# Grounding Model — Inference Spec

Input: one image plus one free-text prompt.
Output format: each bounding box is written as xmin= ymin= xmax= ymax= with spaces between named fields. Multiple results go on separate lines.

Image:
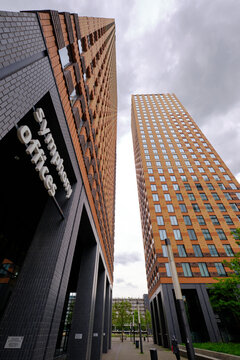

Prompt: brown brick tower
xmin=39 ymin=11 xmax=117 ymax=282
xmin=0 ymin=10 xmax=116 ymax=359
xmin=131 ymin=93 xmax=240 ymax=346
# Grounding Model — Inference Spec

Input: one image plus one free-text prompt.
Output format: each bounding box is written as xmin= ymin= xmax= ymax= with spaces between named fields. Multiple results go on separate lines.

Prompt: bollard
xmin=135 ymin=340 xmax=139 ymax=348
xmin=150 ymin=348 xmax=158 ymax=360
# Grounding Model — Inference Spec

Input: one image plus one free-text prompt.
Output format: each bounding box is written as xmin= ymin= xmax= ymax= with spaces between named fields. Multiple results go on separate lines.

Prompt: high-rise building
xmin=131 ymin=93 xmax=240 ymax=346
xmin=0 ymin=10 xmax=117 ymax=359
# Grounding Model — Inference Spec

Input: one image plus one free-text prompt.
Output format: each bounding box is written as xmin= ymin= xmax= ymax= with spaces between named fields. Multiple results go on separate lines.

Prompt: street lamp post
xmin=165 ymin=238 xmax=195 ymax=360
xmin=133 ymin=314 xmax=135 ymax=344
xmin=137 ymin=300 xmax=143 ymax=354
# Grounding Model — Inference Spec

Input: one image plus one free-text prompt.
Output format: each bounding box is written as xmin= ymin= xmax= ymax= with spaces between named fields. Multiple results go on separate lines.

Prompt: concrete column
xmin=155 ymin=294 xmax=163 ymax=346
xmin=90 ymin=264 xmax=106 ymax=360
xmin=150 ymin=300 xmax=158 ymax=344
xmin=67 ymin=244 xmax=99 ymax=360
xmin=102 ymin=280 xmax=110 ymax=353
xmin=108 ymin=289 xmax=112 ymax=349
xmin=197 ymin=284 xmax=221 ymax=342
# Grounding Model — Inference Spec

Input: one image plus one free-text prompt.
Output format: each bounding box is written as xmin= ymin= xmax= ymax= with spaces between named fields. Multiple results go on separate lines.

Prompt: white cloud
xmin=2 ymin=0 xmax=240 ymax=298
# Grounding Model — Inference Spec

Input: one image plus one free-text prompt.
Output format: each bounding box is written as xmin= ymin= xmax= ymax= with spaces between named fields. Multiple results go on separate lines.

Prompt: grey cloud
xmin=115 ymin=278 xmax=124 ymax=284
xmin=114 ymin=252 xmax=141 ymax=265
xmin=114 ymin=278 xmax=138 ymax=289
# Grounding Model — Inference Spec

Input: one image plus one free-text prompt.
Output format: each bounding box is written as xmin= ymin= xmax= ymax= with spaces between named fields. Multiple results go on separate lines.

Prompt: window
xmin=176 ymin=193 xmax=183 ymax=201
xmin=149 ymin=176 xmax=155 ymax=182
xmin=224 ymin=193 xmax=232 ymax=200
xmin=184 ymin=183 xmax=191 ymax=191
xmin=216 ymin=229 xmax=227 ymax=240
xmin=181 ymin=176 xmax=187 ymax=181
xmin=165 ymin=263 xmax=171 ymax=276
xmin=170 ymin=176 xmax=176 ymax=182
xmin=173 ymin=184 xmax=180 ymax=191
xmin=162 ymin=245 xmax=168 ymax=257
xmin=202 ymin=229 xmax=212 ymax=240
xmin=196 ymin=215 xmax=205 ymax=225
xmin=207 ymin=183 xmax=214 ymax=190
xmin=193 ymin=245 xmax=203 ymax=257
xmin=178 ymin=245 xmax=187 ymax=257
xmin=162 ymin=184 xmax=168 ymax=191
xmin=157 ymin=216 xmax=164 ymax=225
xmin=182 ymin=263 xmax=192 ymax=277
xmin=196 ymin=183 xmax=203 ymax=190
xmin=212 ymin=192 xmax=220 ymax=200
xmin=198 ymin=263 xmax=209 ymax=277
xmin=210 ymin=215 xmax=219 ymax=225
xmin=183 ymin=215 xmax=192 ymax=225
xmin=208 ymin=245 xmax=218 ymax=257
xmin=158 ymin=168 xmax=163 ymax=174
xmin=164 ymin=194 xmax=171 ymax=201
xmin=218 ymin=183 xmax=225 ymax=190
xmin=202 ymin=175 xmax=209 ymax=181
xmin=215 ymin=263 xmax=226 ymax=276
xmin=223 ymin=215 xmax=233 ymax=224
xmin=146 ymin=161 xmax=152 ymax=167
xmin=153 ymin=194 xmax=159 ymax=201
xmin=173 ymin=229 xmax=182 ymax=240
xmin=69 ymin=86 xmax=80 ymax=106
xmin=209 ymin=167 xmax=215 ymax=173
xmin=218 ymin=203 xmax=226 ymax=212
xmin=230 ymin=183 xmax=237 ymax=190
xmin=151 ymin=185 xmax=157 ymax=191
xmin=188 ymin=193 xmax=196 ymax=201
xmin=188 ymin=229 xmax=197 ymax=240
xmin=148 ymin=168 xmax=153 ymax=174
xmin=231 ymin=203 xmax=239 ymax=212
xmin=170 ymin=216 xmax=178 ymax=225
xmin=154 ymin=204 xmax=161 ymax=213
xmin=59 ymin=45 xmax=73 ymax=68
xmin=167 ymin=204 xmax=174 ymax=213
xmin=205 ymin=203 xmax=213 ymax=212
xmin=180 ymin=204 xmax=187 ymax=213
xmin=192 ymin=204 xmax=200 ymax=212
xmin=200 ymin=193 xmax=208 ymax=201
xmin=159 ymin=229 xmax=167 ymax=240
xmin=223 ymin=244 xmax=234 ymax=256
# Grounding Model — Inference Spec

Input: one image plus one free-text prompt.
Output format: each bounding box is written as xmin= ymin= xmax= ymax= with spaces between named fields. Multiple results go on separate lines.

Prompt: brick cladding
xmin=38 ymin=11 xmax=117 ymax=282
xmin=0 ymin=11 xmax=45 ymax=68
xmin=131 ymin=93 xmax=240 ymax=299
xmin=0 ymin=11 xmax=51 ymax=139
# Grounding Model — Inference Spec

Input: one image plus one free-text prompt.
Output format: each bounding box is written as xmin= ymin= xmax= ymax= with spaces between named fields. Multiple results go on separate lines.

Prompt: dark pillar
xmin=156 ymin=294 xmax=163 ymax=346
xmin=108 ymin=289 xmax=112 ymax=349
xmin=90 ymin=263 xmax=106 ymax=360
xmin=150 ymin=300 xmax=158 ymax=344
xmin=67 ymin=244 xmax=99 ymax=360
xmin=197 ymin=285 xmax=221 ymax=342
xmin=102 ymin=280 xmax=110 ymax=353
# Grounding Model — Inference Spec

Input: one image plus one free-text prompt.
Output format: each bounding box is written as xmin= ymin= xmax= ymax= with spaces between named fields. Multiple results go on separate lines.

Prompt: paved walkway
xmin=102 ymin=337 xmax=183 ymax=360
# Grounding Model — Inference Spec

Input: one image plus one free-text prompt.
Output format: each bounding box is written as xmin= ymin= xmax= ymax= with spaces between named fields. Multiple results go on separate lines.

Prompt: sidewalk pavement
xmin=102 ymin=337 xmax=183 ymax=360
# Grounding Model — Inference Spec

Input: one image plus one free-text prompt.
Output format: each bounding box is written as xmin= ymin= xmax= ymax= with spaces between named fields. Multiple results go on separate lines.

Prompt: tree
xmin=209 ymin=228 xmax=240 ymax=335
xmin=141 ymin=310 xmax=152 ymax=341
xmin=112 ymin=301 xmax=132 ymax=342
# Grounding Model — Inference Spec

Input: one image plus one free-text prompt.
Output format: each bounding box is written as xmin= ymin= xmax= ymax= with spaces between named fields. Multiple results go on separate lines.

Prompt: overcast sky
xmin=2 ymin=0 xmax=240 ymax=298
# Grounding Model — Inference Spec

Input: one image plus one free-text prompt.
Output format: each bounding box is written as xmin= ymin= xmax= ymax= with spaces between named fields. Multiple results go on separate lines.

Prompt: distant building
xmin=131 ymin=93 xmax=240 ymax=346
xmin=113 ymin=297 xmax=146 ymax=318
xmin=143 ymin=294 xmax=150 ymax=313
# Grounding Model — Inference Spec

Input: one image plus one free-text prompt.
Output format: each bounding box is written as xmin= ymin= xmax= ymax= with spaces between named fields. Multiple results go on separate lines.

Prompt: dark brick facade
xmin=0 ymin=10 xmax=113 ymax=360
